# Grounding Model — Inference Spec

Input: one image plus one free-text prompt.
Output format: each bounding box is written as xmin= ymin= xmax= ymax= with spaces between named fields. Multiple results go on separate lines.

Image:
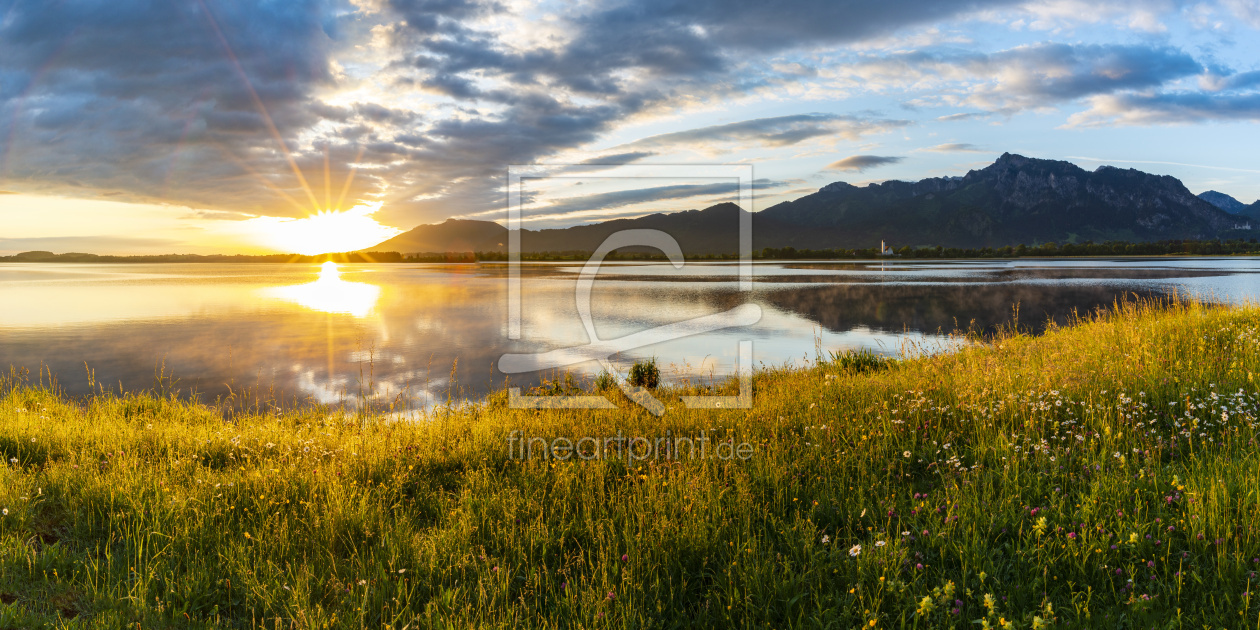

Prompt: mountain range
xmin=370 ymin=153 xmax=1258 ymax=254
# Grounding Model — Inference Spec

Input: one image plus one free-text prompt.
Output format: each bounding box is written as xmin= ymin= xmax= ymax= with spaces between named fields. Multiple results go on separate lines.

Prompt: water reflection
xmin=0 ymin=259 xmax=1257 ymax=412
xmin=262 ymin=262 xmax=381 ymax=317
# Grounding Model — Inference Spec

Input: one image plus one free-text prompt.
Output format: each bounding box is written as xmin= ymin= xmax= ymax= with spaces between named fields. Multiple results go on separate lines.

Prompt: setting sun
xmin=241 ymin=202 xmax=402 ymax=255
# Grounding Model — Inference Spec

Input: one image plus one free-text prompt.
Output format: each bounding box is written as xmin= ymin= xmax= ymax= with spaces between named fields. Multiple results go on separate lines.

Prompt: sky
xmin=1 ymin=0 xmax=1259 ymax=254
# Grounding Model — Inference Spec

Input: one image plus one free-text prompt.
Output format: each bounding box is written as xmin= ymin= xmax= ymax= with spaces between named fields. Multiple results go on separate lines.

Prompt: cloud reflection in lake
xmin=1 ymin=258 xmax=1258 ymax=414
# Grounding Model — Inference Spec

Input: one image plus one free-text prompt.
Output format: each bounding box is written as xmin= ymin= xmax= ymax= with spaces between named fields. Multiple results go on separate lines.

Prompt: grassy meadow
xmin=3 ymin=298 xmax=1260 ymax=628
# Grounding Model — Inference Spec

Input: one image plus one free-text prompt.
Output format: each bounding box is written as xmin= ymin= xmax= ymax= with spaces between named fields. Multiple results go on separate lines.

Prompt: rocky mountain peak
xmin=1198 ymin=190 xmax=1247 ymax=214
xmin=820 ymin=181 xmax=855 ymax=193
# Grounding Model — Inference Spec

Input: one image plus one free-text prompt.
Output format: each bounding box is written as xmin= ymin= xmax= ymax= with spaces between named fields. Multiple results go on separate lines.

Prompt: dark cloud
xmin=0 ymin=0 xmax=349 ymax=216
xmin=575 ymin=152 xmax=658 ymax=166
xmin=550 ymin=0 xmax=1030 ymax=82
xmin=824 ymin=155 xmax=905 ymax=171
xmin=362 ymin=0 xmax=1025 ymax=226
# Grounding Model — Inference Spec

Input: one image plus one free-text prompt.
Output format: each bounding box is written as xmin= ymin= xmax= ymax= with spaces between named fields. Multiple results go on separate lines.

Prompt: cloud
xmin=623 ymin=114 xmax=912 ymax=151
xmin=834 ymin=43 xmax=1202 ymax=113
xmin=0 ymin=0 xmax=349 ymax=217
xmin=1199 ymin=70 xmax=1260 ymax=92
xmin=357 ymin=0 xmax=1028 ymax=224
xmin=0 ymin=0 xmax=1240 ymax=237
xmin=575 ymin=152 xmax=658 ymax=166
xmin=1066 ymin=91 xmax=1260 ymax=126
xmin=916 ymin=143 xmax=985 ymax=152
xmin=824 ymin=155 xmax=905 ymax=171
xmin=526 ymin=182 xmax=741 ymax=219
xmin=186 ymin=210 xmax=258 ymax=221
xmin=502 ymin=178 xmax=790 ymax=222
xmin=1222 ymin=0 xmax=1260 ymax=28
xmin=0 ymin=236 xmax=182 ymax=256
xmin=936 ymin=112 xmax=992 ymax=122
xmin=0 ymin=190 xmax=17 ymax=195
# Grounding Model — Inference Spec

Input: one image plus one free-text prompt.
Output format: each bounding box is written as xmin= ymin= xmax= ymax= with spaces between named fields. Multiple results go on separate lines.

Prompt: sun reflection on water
xmin=262 ymin=262 xmax=381 ymax=317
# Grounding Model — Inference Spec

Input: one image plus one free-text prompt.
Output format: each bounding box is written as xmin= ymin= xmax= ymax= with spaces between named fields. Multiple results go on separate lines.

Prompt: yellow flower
xmin=916 ymin=596 xmax=936 ymax=616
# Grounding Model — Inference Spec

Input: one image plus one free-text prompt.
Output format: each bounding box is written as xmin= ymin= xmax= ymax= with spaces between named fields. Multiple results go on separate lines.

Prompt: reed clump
xmin=1 ymin=298 xmax=1259 ymax=628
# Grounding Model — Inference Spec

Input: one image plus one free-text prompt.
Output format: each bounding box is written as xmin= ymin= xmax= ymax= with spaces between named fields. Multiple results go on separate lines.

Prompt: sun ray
xmin=211 ymin=143 xmax=311 ymax=216
xmin=197 ymin=0 xmax=321 ymax=213
xmin=323 ymin=144 xmax=332 ymax=211
xmin=334 ymin=145 xmax=367 ymax=212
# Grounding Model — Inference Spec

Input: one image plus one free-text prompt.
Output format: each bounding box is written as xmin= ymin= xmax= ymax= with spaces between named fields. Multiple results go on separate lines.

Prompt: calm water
xmin=2 ymin=258 xmax=1259 ymax=412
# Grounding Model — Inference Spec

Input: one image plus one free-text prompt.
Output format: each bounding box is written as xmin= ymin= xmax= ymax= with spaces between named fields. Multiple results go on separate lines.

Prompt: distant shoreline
xmin=3 ymin=238 xmax=1260 ymax=263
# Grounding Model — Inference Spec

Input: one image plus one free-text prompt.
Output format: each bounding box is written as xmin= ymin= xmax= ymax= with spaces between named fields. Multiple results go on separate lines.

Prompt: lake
xmin=2 ymin=258 xmax=1259 ymax=413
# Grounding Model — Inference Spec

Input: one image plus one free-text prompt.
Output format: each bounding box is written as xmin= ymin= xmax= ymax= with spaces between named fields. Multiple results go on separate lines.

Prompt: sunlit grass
xmin=2 ymin=298 xmax=1259 ymax=628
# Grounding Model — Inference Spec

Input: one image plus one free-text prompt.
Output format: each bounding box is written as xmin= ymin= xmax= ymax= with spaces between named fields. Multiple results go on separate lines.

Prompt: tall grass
xmin=1 ymin=298 xmax=1259 ymax=628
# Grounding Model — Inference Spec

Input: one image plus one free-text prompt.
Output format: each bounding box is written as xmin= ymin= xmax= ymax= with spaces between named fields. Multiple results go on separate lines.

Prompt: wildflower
xmin=875 ymin=540 xmax=886 ymax=547
xmin=849 ymin=544 xmax=862 ymax=557
xmin=1034 ymin=517 xmax=1048 ymax=536
xmin=398 ymin=569 xmax=406 ymax=574
xmin=357 ymin=579 xmax=366 ymax=585
xmin=620 ymin=554 xmax=628 ymax=562
xmin=903 ymin=451 xmax=911 ymax=458
xmin=1 ymin=508 xmax=7 ymax=516
xmin=606 ymin=591 xmax=616 ymax=600
xmin=821 ymin=535 xmax=831 ymax=544
xmin=916 ymin=595 xmax=936 ymax=616
xmin=8 ymin=458 xmax=15 ymax=465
